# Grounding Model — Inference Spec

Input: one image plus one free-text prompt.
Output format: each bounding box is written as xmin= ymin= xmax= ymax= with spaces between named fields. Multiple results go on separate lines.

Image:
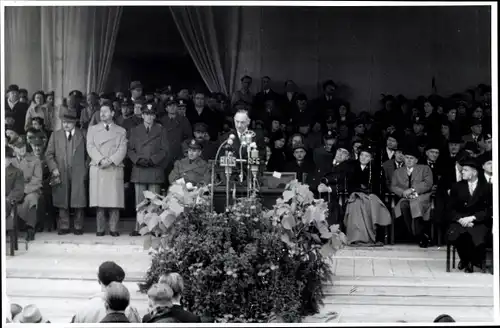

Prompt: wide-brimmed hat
xmin=403 ymin=146 xmax=420 ymax=158
xmin=13 ymin=304 xmax=48 ymax=323
xmin=460 ymin=158 xmax=480 ymax=171
xmin=59 ymin=107 xmax=78 ymax=122
xmin=129 ymin=81 xmax=143 ymax=90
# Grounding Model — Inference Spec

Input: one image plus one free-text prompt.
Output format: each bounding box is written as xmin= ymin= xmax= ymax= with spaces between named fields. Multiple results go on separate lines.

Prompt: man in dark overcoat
xmin=45 ymin=107 xmax=88 ymax=235
xmin=447 ymin=158 xmax=492 ymax=273
xmin=127 ymin=106 xmax=168 ymax=236
xmin=5 ymin=84 xmax=29 ymax=135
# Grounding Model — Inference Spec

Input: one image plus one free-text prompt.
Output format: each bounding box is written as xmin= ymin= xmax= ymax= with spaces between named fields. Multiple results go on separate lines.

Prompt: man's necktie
xmin=105 ymin=124 xmax=109 ymax=131
xmin=146 ymin=127 xmax=150 ymax=134
xmin=469 ymin=184 xmax=474 ymax=195
xmin=67 ymin=133 xmax=72 ymax=141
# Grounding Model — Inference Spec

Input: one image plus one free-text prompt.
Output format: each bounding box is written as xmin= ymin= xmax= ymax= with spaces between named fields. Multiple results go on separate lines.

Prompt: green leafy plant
xmin=136 ymin=182 xmax=210 ymax=250
xmin=139 ymin=180 xmax=346 ymax=323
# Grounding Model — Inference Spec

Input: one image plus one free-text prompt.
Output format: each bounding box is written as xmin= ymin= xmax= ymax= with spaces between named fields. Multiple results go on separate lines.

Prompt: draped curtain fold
xmin=4 ymin=7 xmax=43 ymax=95
xmin=40 ymin=6 xmax=122 ymax=97
xmin=170 ymin=6 xmax=241 ymax=95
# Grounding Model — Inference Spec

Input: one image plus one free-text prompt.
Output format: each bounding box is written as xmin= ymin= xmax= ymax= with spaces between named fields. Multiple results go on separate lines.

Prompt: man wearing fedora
xmin=5 ymin=84 xmax=30 ymax=135
xmin=87 ymin=101 xmax=128 ymax=237
xmin=447 ymin=158 xmax=492 ymax=273
xmin=391 ymin=146 xmax=434 ymax=247
xmin=45 ymin=106 xmax=88 ymax=235
xmin=13 ymin=304 xmax=50 ymax=323
xmin=128 ymin=105 xmax=168 ymax=236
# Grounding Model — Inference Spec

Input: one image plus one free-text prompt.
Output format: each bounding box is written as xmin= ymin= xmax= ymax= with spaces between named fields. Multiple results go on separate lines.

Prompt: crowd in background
xmin=4 ymin=76 xmax=494 ymax=323
xmin=5 ymin=77 xmax=493 ymax=268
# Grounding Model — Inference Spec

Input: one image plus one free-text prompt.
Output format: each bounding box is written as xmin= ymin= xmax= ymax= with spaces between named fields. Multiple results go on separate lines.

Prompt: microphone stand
xmin=210 ymin=135 xmax=235 ymax=212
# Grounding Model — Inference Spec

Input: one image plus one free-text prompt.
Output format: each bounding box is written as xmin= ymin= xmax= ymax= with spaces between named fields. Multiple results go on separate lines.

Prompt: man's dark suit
xmin=447 ymin=179 xmax=492 ymax=268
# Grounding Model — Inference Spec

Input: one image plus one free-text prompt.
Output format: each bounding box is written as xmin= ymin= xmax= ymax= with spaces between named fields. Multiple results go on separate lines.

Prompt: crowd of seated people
xmin=4 ymin=78 xmax=493 ymax=272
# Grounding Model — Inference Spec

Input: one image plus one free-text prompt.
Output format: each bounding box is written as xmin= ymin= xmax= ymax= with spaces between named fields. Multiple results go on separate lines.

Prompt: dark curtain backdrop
xmin=232 ymin=6 xmax=491 ymax=112
xmin=108 ymin=6 xmax=491 ymax=113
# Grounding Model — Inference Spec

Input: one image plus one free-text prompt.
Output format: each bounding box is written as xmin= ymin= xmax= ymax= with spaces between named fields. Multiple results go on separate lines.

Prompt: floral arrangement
xmin=139 ymin=180 xmax=346 ymax=323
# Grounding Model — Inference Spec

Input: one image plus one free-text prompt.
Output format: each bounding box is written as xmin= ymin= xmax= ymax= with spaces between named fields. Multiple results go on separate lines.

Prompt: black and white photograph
xmin=2 ymin=1 xmax=497 ymax=325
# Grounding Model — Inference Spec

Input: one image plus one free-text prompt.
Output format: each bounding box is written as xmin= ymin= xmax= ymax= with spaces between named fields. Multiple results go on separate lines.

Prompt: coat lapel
xmin=72 ymin=129 xmax=83 ymax=156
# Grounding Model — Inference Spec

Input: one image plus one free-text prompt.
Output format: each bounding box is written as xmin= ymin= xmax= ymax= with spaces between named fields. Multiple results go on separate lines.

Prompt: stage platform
xmin=5 ymin=232 xmax=494 ymax=323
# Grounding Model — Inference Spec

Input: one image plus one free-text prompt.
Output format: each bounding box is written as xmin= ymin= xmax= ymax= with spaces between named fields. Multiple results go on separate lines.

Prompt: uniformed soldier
xmin=182 ymin=122 xmax=217 ymax=160
xmin=161 ymin=97 xmax=193 ymax=183
xmin=128 ymin=105 xmax=168 ymax=236
xmin=168 ymin=139 xmax=210 ymax=186
xmin=115 ymin=99 xmax=134 ymax=129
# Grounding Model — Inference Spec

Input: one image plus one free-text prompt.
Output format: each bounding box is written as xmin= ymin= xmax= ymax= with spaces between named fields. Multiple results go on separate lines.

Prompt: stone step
xmin=308 ymin=304 xmax=493 ymax=323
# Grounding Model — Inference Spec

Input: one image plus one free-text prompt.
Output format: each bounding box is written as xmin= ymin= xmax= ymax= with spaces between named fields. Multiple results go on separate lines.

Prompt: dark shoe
xmin=458 ymin=261 xmax=466 ymax=270
xmin=464 ymin=263 xmax=474 ymax=273
xmin=26 ymin=228 xmax=35 ymax=241
xmin=58 ymin=229 xmax=70 ymax=235
xmin=96 ymin=232 xmax=105 ymax=237
xmin=74 ymin=229 xmax=84 ymax=235
xmin=110 ymin=232 xmax=120 ymax=237
xmin=129 ymin=231 xmax=140 ymax=237
xmin=419 ymin=237 xmax=429 ymax=248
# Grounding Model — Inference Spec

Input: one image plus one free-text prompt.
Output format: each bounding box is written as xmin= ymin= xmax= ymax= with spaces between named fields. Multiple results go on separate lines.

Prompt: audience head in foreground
xmin=13 ymin=304 xmax=50 ymax=323
xmin=433 ymin=314 xmax=456 ymax=323
xmin=98 ymin=261 xmax=125 ymax=288
xmin=100 ymin=282 xmax=131 ymax=323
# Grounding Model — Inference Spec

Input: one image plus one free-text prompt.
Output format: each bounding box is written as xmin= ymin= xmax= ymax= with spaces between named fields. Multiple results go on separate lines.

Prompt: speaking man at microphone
xmin=217 ymin=110 xmax=266 ymax=182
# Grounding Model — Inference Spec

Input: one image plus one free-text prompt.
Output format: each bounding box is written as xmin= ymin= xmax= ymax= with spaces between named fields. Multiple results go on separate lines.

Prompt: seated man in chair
xmin=391 ymin=146 xmax=434 ymax=248
xmin=5 ymin=146 xmax=25 ymax=231
xmin=11 ymin=139 xmax=43 ymax=241
xmin=447 ymin=158 xmax=492 ymax=273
